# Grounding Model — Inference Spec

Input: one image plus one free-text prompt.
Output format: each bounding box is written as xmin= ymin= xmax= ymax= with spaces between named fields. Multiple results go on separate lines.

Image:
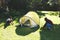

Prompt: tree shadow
xmin=0 ymin=17 xmax=6 ymax=24
xmin=40 ymin=24 xmax=60 ymax=40
xmin=0 ymin=17 xmax=7 ymax=28
xmin=15 ymin=25 xmax=39 ymax=36
xmin=36 ymin=11 xmax=47 ymax=18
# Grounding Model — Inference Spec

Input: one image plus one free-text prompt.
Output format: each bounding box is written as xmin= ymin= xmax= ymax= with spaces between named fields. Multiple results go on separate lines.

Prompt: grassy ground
xmin=0 ymin=12 xmax=60 ymax=40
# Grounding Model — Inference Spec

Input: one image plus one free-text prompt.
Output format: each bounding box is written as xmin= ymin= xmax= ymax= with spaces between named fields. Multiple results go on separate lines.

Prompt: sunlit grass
xmin=0 ymin=12 xmax=60 ymax=40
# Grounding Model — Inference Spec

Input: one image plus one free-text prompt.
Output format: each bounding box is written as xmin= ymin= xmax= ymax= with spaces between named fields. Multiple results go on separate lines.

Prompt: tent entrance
xmin=24 ymin=19 xmax=31 ymax=27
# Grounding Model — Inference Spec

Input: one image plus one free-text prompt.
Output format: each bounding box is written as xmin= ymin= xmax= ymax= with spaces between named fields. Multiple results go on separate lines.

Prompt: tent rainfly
xmin=19 ymin=11 xmax=40 ymax=28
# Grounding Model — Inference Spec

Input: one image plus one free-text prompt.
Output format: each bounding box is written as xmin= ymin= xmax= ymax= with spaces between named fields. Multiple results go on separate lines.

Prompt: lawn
xmin=0 ymin=11 xmax=60 ymax=40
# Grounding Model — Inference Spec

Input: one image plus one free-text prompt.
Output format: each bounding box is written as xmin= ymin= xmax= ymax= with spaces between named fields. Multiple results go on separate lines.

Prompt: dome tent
xmin=19 ymin=11 xmax=40 ymax=28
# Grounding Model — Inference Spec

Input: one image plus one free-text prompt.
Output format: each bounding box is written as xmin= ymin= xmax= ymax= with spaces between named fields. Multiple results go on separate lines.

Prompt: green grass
xmin=0 ymin=12 xmax=60 ymax=40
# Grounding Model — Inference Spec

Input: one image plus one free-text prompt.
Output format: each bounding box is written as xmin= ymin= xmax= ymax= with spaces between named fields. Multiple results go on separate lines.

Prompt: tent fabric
xmin=25 ymin=11 xmax=40 ymax=25
xmin=19 ymin=11 xmax=40 ymax=27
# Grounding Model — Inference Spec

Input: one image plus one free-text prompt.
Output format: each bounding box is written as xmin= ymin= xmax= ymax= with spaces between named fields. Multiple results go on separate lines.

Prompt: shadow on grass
xmin=15 ymin=25 xmax=39 ymax=36
xmin=37 ymin=11 xmax=46 ymax=18
xmin=40 ymin=24 xmax=60 ymax=40
xmin=0 ymin=17 xmax=6 ymax=28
